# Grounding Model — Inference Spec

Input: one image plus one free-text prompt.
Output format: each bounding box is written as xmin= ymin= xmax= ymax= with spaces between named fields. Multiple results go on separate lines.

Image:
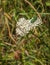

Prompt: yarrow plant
xmin=16 ymin=17 xmax=42 ymax=36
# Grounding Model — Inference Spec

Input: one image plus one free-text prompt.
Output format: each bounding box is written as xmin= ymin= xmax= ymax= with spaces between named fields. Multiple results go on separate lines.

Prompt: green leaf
xmin=46 ymin=2 xmax=50 ymax=6
xmin=31 ymin=15 xmax=37 ymax=23
xmin=25 ymin=61 xmax=35 ymax=65
xmin=0 ymin=43 xmax=5 ymax=46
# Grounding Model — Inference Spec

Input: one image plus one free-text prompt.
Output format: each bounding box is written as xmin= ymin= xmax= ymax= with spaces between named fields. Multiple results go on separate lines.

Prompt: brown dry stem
xmin=5 ymin=15 xmax=17 ymax=44
xmin=24 ymin=0 xmax=41 ymax=19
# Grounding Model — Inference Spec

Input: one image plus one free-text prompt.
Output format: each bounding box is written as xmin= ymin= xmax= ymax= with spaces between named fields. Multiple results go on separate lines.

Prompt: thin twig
xmin=0 ymin=8 xmax=2 ymax=12
xmin=5 ymin=16 xmax=17 ymax=44
xmin=24 ymin=0 xmax=41 ymax=19
xmin=4 ymin=42 xmax=16 ymax=47
xmin=4 ymin=12 xmax=13 ymax=23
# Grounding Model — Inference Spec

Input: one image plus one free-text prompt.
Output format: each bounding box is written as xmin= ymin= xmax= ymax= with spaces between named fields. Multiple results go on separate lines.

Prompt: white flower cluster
xmin=16 ymin=17 xmax=42 ymax=36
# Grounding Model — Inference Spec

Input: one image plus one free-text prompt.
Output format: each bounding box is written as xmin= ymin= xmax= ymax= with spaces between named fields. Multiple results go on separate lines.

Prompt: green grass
xmin=0 ymin=0 xmax=50 ymax=65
